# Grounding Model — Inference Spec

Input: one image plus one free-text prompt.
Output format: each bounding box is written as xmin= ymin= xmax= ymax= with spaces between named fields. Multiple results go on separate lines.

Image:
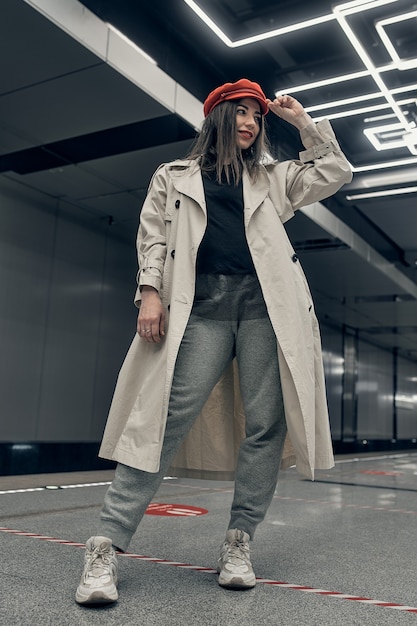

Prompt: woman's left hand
xmin=266 ymin=95 xmax=312 ymax=130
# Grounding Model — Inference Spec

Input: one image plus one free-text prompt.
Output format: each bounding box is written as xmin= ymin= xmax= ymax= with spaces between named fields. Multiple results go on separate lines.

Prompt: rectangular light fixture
xmin=183 ymin=0 xmax=400 ymax=48
xmin=335 ymin=0 xmax=400 ymax=13
xmin=364 ymin=113 xmax=398 ymax=122
xmin=305 ymin=84 xmax=417 ymax=114
xmin=183 ymin=0 xmax=335 ymax=48
xmin=184 ymin=0 xmax=415 ymax=170
xmin=333 ymin=5 xmax=410 ymax=130
xmin=363 ymin=122 xmax=408 ymax=151
xmin=362 ymin=109 xmax=417 ymax=153
xmin=182 ymin=0 xmax=233 ymax=46
xmin=305 ymin=92 xmax=384 ymax=113
xmin=375 ymin=10 xmax=417 ymax=70
xmin=353 ymin=157 xmax=417 ymax=172
xmin=275 ymin=62 xmax=401 ymax=99
xmin=404 ymin=129 xmax=417 ymax=155
xmin=346 ymin=186 xmax=417 ymax=199
xmin=275 ymin=67 xmax=390 ymax=96
xmin=311 ymin=98 xmax=415 ymax=121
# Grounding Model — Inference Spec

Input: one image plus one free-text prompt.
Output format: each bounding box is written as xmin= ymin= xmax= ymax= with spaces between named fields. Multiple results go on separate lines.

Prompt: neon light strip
xmin=336 ymin=0 xmax=401 ymax=16
xmin=346 ymin=187 xmax=417 ymax=200
xmin=375 ymin=10 xmax=417 ymax=69
xmin=275 ymin=63 xmax=398 ymax=96
xmin=306 ymin=92 xmax=384 ymax=113
xmin=333 ymin=5 xmax=410 ymax=130
xmin=352 ymin=157 xmax=417 ymax=172
xmin=363 ymin=122 xmax=406 ymax=151
xmin=305 ymin=85 xmax=417 ymax=113
xmin=311 ymin=98 xmax=415 ymax=121
xmin=183 ymin=0 xmax=402 ymax=48
xmin=183 ymin=0 xmax=414 ymax=161
xmin=182 ymin=0 xmax=335 ymax=48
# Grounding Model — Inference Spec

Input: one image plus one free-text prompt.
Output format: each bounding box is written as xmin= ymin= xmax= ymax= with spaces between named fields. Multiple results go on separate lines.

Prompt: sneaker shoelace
xmin=86 ymin=544 xmax=114 ymax=577
xmin=224 ymin=538 xmax=250 ymax=565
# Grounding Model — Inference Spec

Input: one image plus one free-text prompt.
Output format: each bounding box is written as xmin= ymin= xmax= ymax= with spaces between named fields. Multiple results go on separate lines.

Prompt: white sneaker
xmin=217 ymin=529 xmax=256 ymax=588
xmin=75 ymin=536 xmax=119 ymax=605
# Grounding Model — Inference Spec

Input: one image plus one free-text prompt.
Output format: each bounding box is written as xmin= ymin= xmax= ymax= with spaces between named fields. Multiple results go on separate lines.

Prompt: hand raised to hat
xmin=266 ymin=95 xmax=313 ymax=131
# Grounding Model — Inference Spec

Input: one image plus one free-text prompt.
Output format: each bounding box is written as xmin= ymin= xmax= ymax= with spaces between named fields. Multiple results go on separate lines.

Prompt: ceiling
xmin=2 ymin=0 xmax=417 ymax=359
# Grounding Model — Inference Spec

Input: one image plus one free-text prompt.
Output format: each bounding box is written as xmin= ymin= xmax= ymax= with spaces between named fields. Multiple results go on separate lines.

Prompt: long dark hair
xmin=187 ymin=100 xmax=270 ymax=185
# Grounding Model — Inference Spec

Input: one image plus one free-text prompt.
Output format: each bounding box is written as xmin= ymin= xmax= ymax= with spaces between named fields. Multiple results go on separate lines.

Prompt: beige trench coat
xmin=99 ymin=119 xmax=352 ymax=480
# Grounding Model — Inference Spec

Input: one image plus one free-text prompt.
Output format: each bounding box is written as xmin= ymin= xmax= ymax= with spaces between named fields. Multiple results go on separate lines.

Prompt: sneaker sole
xmin=75 ymin=586 xmax=118 ymax=605
xmin=218 ymin=574 xmax=256 ymax=589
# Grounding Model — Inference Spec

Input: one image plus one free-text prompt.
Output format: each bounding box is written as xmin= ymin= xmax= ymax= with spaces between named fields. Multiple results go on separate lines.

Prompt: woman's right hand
xmin=137 ymin=286 xmax=166 ymax=343
xmin=267 ymin=95 xmax=312 ymax=130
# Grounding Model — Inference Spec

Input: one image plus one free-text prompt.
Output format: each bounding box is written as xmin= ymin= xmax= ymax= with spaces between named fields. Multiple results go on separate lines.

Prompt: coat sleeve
xmin=273 ymin=119 xmax=353 ymax=213
xmin=134 ymin=164 xmax=168 ymax=305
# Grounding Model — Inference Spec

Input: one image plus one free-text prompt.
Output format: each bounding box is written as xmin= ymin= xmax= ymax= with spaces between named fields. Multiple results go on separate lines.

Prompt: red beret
xmin=203 ymin=78 xmax=269 ymax=117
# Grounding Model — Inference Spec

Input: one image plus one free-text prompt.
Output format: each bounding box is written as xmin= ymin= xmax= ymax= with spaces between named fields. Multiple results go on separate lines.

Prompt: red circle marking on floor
xmin=145 ymin=503 xmax=208 ymax=516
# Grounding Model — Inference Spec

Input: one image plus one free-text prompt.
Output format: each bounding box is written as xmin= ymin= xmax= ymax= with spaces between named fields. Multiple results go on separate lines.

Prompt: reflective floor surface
xmin=1 ymin=452 xmax=417 ymax=625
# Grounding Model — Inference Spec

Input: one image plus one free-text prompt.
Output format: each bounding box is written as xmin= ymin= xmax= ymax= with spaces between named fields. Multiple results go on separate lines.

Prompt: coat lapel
xmin=242 ymin=166 xmax=270 ymax=224
xmin=169 ymin=160 xmax=206 ymax=213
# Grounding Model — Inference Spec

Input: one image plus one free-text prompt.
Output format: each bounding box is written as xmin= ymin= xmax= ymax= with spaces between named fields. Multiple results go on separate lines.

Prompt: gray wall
xmin=0 ymin=176 xmax=136 ymax=442
xmin=320 ymin=323 xmax=417 ymax=444
xmin=321 ymin=324 xmax=344 ymax=440
xmin=356 ymin=340 xmax=394 ymax=440
xmin=396 ymin=356 xmax=417 ymax=440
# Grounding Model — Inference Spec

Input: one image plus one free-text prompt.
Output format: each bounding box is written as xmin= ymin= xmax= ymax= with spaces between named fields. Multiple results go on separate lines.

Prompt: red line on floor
xmin=1 ymin=526 xmax=417 ymax=613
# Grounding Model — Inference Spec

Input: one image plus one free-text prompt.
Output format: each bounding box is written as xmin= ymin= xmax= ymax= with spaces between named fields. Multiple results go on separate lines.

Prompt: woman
xmin=75 ymin=78 xmax=352 ymax=605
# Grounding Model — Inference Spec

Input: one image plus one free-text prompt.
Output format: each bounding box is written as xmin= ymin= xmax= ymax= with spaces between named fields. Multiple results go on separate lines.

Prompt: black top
xmin=196 ymin=171 xmax=255 ymax=275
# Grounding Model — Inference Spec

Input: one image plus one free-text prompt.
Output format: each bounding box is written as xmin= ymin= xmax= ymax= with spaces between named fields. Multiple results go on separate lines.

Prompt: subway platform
xmin=1 ymin=452 xmax=417 ymax=625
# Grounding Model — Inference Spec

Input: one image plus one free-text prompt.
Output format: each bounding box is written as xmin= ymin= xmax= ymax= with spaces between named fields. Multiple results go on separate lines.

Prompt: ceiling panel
xmin=356 ymin=198 xmax=417 ymax=252
xmin=0 ymin=123 xmax=31 ymax=155
xmin=82 ymin=139 xmax=195 ymax=192
xmin=0 ymin=0 xmax=99 ymax=95
xmin=4 ymin=165 xmax=121 ymax=200
xmin=355 ymin=301 xmax=417 ymax=328
xmin=0 ymin=64 xmax=170 ymax=150
xmin=300 ymin=248 xmax=409 ymax=299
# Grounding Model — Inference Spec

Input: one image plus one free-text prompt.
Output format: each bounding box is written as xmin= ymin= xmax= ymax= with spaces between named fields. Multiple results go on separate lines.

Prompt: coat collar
xmin=167 ymin=159 xmax=270 ymax=220
xmin=167 ymin=160 xmax=206 ymax=210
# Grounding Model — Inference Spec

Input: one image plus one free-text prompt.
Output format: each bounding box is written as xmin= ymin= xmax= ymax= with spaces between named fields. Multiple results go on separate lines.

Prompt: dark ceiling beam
xmin=0 ymin=114 xmax=196 ymax=175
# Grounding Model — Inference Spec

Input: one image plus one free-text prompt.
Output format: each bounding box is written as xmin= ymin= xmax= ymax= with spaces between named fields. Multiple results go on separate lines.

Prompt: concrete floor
xmin=1 ymin=453 xmax=417 ymax=625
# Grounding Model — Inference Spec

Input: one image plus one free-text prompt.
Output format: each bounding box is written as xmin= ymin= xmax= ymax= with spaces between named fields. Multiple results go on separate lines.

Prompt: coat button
xmin=292 ymin=253 xmax=298 ymax=263
xmin=171 ymin=249 xmax=175 ymax=259
xmin=175 ymin=200 xmax=180 ymax=209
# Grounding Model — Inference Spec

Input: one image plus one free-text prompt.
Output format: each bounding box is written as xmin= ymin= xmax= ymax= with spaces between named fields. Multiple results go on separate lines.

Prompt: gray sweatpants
xmin=99 ymin=274 xmax=287 ymax=551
